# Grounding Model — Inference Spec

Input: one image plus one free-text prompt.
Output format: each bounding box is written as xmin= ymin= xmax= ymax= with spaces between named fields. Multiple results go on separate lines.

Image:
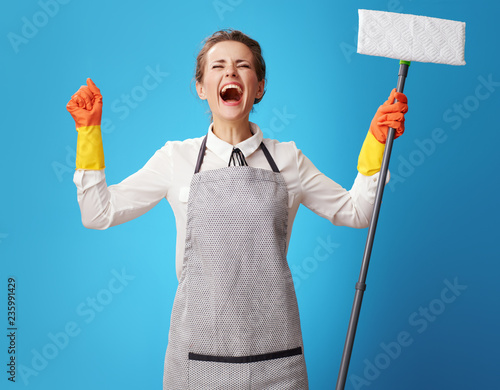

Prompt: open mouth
xmin=220 ymin=83 xmax=243 ymax=105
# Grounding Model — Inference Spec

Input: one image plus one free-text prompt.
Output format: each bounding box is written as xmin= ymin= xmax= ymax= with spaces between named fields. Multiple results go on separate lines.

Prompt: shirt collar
xmin=206 ymin=122 xmax=263 ymax=164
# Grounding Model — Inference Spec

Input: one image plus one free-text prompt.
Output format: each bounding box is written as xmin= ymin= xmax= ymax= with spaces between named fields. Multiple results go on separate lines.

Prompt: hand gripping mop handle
xmin=335 ymin=60 xmax=410 ymax=390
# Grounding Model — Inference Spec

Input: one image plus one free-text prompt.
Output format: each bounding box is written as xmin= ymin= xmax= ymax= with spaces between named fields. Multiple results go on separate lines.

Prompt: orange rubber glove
xmin=358 ymin=89 xmax=408 ymax=176
xmin=369 ymin=88 xmax=408 ymax=144
xmin=66 ymin=78 xmax=105 ymax=170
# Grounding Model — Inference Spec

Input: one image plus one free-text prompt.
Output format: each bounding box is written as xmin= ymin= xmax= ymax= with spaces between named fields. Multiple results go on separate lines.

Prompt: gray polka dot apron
xmin=163 ymin=135 xmax=308 ymax=389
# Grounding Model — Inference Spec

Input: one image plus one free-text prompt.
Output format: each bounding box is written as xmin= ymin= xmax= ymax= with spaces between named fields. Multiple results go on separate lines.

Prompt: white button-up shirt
xmin=73 ymin=122 xmax=381 ymax=279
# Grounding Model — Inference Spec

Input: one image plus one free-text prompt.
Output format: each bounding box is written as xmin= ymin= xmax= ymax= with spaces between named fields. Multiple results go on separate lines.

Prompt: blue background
xmin=1 ymin=0 xmax=499 ymax=389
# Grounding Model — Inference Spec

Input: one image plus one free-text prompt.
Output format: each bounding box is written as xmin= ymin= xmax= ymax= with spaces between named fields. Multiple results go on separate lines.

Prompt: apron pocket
xmin=188 ymin=359 xmax=250 ymax=389
xmin=188 ymin=347 xmax=305 ymax=389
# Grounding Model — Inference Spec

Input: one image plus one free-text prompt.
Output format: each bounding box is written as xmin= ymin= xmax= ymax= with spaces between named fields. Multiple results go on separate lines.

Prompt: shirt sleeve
xmin=73 ymin=143 xmax=173 ymax=229
xmin=295 ymin=144 xmax=382 ymax=228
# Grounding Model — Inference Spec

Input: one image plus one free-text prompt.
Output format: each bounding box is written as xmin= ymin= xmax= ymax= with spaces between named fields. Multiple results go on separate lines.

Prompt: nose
xmin=225 ymin=64 xmax=237 ymax=78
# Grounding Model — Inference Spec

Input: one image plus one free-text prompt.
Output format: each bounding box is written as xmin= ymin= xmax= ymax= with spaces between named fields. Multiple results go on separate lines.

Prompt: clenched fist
xmin=67 ymin=78 xmax=103 ymax=129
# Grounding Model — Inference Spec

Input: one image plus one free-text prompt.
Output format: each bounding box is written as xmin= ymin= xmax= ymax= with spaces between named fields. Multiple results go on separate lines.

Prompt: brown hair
xmin=195 ymin=29 xmax=266 ymax=104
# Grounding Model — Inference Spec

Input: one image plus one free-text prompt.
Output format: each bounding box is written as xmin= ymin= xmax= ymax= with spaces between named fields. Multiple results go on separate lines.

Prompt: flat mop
xmin=336 ymin=10 xmax=465 ymax=390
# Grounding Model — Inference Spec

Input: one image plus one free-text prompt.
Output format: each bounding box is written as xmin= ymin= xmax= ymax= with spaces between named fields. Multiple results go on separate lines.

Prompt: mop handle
xmin=335 ymin=61 xmax=410 ymax=390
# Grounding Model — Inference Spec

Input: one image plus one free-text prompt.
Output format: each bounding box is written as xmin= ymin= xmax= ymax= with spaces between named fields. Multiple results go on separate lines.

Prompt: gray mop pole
xmin=335 ymin=60 xmax=410 ymax=390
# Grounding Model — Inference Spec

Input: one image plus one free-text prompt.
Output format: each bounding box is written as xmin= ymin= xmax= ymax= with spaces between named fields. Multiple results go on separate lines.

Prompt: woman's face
xmin=196 ymin=40 xmax=265 ymax=123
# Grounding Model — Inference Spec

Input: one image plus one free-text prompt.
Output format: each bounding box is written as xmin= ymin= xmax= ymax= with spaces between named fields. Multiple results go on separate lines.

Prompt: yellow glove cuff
xmin=75 ymin=125 xmax=105 ymax=170
xmin=357 ymin=131 xmax=385 ymax=176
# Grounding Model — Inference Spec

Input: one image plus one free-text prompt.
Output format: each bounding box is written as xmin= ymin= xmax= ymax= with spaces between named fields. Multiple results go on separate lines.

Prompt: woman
xmin=67 ymin=29 xmax=407 ymax=389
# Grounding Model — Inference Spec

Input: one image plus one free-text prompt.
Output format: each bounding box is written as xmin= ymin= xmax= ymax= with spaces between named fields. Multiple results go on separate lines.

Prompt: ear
xmin=196 ymin=81 xmax=207 ymax=100
xmin=256 ymin=79 xmax=265 ymax=99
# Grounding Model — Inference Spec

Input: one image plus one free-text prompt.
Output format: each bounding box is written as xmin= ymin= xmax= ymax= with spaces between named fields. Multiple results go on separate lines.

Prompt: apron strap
xmin=194 ymin=135 xmax=208 ymax=174
xmin=259 ymin=142 xmax=280 ymax=173
xmin=194 ymin=134 xmax=280 ymax=174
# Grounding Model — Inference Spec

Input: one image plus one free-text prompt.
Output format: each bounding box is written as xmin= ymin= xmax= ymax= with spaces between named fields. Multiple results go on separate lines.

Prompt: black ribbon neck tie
xmin=229 ymin=148 xmax=248 ymax=167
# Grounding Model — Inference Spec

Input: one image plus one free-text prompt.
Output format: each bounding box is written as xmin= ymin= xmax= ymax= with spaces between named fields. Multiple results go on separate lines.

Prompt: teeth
xmin=221 ymin=84 xmax=243 ymax=94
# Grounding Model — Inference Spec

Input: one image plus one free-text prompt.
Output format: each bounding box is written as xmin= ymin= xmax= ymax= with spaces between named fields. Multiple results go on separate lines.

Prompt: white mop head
xmin=358 ymin=9 xmax=466 ymax=65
